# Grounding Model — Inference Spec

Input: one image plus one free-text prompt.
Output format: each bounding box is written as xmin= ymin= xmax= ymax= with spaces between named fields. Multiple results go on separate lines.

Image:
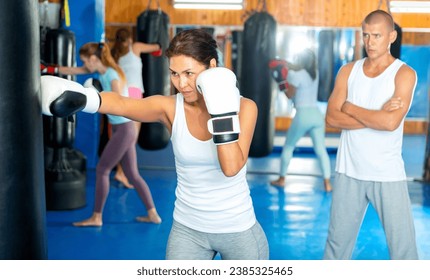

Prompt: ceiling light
xmin=173 ymin=0 xmax=244 ymax=10
xmin=390 ymin=1 xmax=430 ymax=13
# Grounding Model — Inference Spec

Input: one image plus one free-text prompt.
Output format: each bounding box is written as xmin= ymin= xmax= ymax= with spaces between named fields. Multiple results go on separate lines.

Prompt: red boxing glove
xmin=150 ymin=43 xmax=162 ymax=57
xmin=40 ymin=61 xmax=59 ymax=75
xmin=268 ymin=59 xmax=289 ymax=92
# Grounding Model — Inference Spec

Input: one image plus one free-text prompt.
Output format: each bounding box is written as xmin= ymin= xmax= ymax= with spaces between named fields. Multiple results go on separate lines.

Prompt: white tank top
xmin=336 ymin=58 xmax=415 ymax=181
xmin=170 ymin=94 xmax=256 ymax=233
xmin=118 ymin=47 xmax=144 ymax=92
xmin=288 ymin=69 xmax=319 ymax=108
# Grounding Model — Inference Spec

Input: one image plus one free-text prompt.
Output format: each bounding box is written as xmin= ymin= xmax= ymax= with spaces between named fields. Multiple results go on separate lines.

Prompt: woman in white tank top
xmin=270 ymin=49 xmax=332 ymax=192
xmin=99 ymin=29 xmax=268 ymax=259
xmin=43 ymin=28 xmax=269 ymax=260
xmin=110 ymin=28 xmax=162 ymax=188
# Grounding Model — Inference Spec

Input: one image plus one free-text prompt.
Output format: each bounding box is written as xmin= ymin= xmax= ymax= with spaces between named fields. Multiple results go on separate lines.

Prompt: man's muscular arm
xmin=325 ymin=63 xmax=365 ymax=130
xmin=341 ymin=65 xmax=416 ymax=131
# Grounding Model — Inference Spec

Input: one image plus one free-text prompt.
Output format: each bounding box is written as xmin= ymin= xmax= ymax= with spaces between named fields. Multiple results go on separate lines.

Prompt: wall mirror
xmin=162 ymin=24 xmax=429 ymax=122
xmin=186 ymin=25 xmax=429 ymax=121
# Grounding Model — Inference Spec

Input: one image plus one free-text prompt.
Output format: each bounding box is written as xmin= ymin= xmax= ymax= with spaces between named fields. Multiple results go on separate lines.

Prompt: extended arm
xmin=58 ymin=66 xmax=89 ymax=75
xmin=133 ymin=42 xmax=162 ymax=57
xmin=98 ymin=92 xmax=170 ymax=126
xmin=40 ymin=75 xmax=172 ymax=131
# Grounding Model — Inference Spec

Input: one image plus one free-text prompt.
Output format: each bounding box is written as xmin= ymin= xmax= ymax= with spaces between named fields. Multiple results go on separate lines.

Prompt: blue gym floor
xmin=46 ymin=133 xmax=430 ymax=260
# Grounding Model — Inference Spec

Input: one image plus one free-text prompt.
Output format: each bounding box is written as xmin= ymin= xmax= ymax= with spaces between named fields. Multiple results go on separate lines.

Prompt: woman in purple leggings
xmin=57 ymin=42 xmax=161 ymax=226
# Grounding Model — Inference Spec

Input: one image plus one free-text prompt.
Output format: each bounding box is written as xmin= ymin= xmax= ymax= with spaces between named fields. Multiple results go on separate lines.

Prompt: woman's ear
xmin=209 ymin=58 xmax=217 ymax=68
xmin=90 ymin=54 xmax=98 ymax=62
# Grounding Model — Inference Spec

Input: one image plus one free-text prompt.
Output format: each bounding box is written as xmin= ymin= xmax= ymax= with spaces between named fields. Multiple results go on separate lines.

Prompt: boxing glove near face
xmin=150 ymin=43 xmax=163 ymax=57
xmin=269 ymin=59 xmax=289 ymax=92
xmin=196 ymin=67 xmax=241 ymax=145
xmin=40 ymin=76 xmax=101 ymax=118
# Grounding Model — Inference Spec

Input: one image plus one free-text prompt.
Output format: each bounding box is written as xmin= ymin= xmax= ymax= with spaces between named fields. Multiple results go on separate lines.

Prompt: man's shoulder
xmin=336 ymin=60 xmax=359 ymax=79
xmin=395 ymin=60 xmax=416 ymax=80
xmin=341 ymin=59 xmax=361 ymax=72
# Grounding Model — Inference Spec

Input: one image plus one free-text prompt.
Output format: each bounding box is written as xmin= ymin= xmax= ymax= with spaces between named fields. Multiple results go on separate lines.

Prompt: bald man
xmin=323 ymin=10 xmax=418 ymax=260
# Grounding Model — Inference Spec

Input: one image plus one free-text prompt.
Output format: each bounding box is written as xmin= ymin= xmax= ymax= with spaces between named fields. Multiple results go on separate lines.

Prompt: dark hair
xmin=296 ymin=48 xmax=317 ymax=80
xmin=79 ymin=42 xmax=126 ymax=84
xmin=111 ymin=28 xmax=131 ymax=63
xmin=165 ymin=29 xmax=218 ymax=68
xmin=362 ymin=9 xmax=394 ymax=31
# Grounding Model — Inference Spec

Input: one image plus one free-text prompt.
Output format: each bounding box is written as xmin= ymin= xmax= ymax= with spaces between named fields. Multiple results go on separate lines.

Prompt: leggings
xmin=166 ymin=220 xmax=269 ymax=260
xmin=94 ymin=121 xmax=155 ymax=213
xmin=279 ymin=106 xmax=331 ymax=179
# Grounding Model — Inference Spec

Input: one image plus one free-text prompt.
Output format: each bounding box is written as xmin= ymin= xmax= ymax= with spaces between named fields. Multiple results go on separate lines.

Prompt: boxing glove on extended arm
xmin=196 ymin=67 xmax=241 ymax=145
xmin=40 ymin=76 xmax=101 ymax=118
xmin=150 ymin=43 xmax=163 ymax=57
xmin=268 ymin=59 xmax=289 ymax=92
xmin=40 ymin=61 xmax=59 ymax=75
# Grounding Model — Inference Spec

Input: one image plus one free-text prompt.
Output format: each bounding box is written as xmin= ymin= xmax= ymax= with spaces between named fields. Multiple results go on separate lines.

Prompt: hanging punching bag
xmin=43 ymin=28 xmax=87 ymax=173
xmin=391 ymin=23 xmax=402 ymax=59
xmin=240 ymin=10 xmax=277 ymax=157
xmin=136 ymin=2 xmax=170 ymax=150
xmin=0 ymin=0 xmax=47 ymax=259
xmin=231 ymin=30 xmax=243 ymax=82
xmin=317 ymin=30 xmax=335 ymax=102
xmin=43 ymin=28 xmax=86 ymax=210
xmin=423 ymin=126 xmax=430 ymax=181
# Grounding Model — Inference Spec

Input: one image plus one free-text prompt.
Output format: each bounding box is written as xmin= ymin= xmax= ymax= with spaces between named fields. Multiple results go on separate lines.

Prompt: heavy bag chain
xmin=241 ymin=0 xmax=268 ymax=21
xmin=377 ymin=0 xmax=392 ymax=14
xmin=142 ymin=0 xmax=163 ymax=43
xmin=146 ymin=0 xmax=161 ymax=13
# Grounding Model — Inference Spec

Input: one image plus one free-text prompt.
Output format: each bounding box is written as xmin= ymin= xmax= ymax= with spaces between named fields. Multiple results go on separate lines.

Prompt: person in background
xmin=56 ymin=42 xmax=162 ymax=226
xmin=40 ymin=29 xmax=268 ymax=260
xmin=269 ymin=49 xmax=332 ymax=192
xmin=109 ymin=28 xmax=162 ymax=189
xmin=323 ymin=10 xmax=418 ymax=259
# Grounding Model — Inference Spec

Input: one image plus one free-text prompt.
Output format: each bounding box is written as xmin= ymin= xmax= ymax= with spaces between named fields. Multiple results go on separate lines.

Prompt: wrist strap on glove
xmin=207 ymin=113 xmax=240 ymax=145
xmin=49 ymin=87 xmax=101 ymax=118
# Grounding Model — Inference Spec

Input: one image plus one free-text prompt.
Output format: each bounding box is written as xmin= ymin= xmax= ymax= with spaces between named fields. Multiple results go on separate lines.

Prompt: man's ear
xmin=390 ymin=30 xmax=398 ymax=44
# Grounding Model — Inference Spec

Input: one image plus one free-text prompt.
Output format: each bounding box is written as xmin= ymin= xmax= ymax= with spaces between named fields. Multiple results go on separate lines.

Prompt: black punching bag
xmin=43 ymin=28 xmax=86 ymax=210
xmin=317 ymin=30 xmax=335 ymax=102
xmin=0 ymin=0 xmax=47 ymax=259
xmin=44 ymin=28 xmax=87 ymax=174
xmin=231 ymin=30 xmax=243 ymax=83
xmin=391 ymin=23 xmax=402 ymax=59
xmin=423 ymin=126 xmax=430 ymax=181
xmin=423 ymin=93 xmax=430 ymax=182
xmin=136 ymin=6 xmax=170 ymax=150
xmin=240 ymin=11 xmax=277 ymax=157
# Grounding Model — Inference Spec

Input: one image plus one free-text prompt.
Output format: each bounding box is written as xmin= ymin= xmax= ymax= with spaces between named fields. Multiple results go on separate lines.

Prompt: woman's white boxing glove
xmin=196 ymin=67 xmax=241 ymax=145
xmin=40 ymin=76 xmax=101 ymax=118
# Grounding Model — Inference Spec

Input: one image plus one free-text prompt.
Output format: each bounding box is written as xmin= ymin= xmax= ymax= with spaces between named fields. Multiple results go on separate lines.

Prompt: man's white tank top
xmin=336 ymin=58 xmax=415 ymax=182
xmin=118 ymin=47 xmax=144 ymax=92
xmin=170 ymin=94 xmax=256 ymax=233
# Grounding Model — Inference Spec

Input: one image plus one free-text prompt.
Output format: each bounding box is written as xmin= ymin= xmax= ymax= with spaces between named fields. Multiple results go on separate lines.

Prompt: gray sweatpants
xmin=166 ymin=220 xmax=269 ymax=260
xmin=323 ymin=173 xmax=418 ymax=260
